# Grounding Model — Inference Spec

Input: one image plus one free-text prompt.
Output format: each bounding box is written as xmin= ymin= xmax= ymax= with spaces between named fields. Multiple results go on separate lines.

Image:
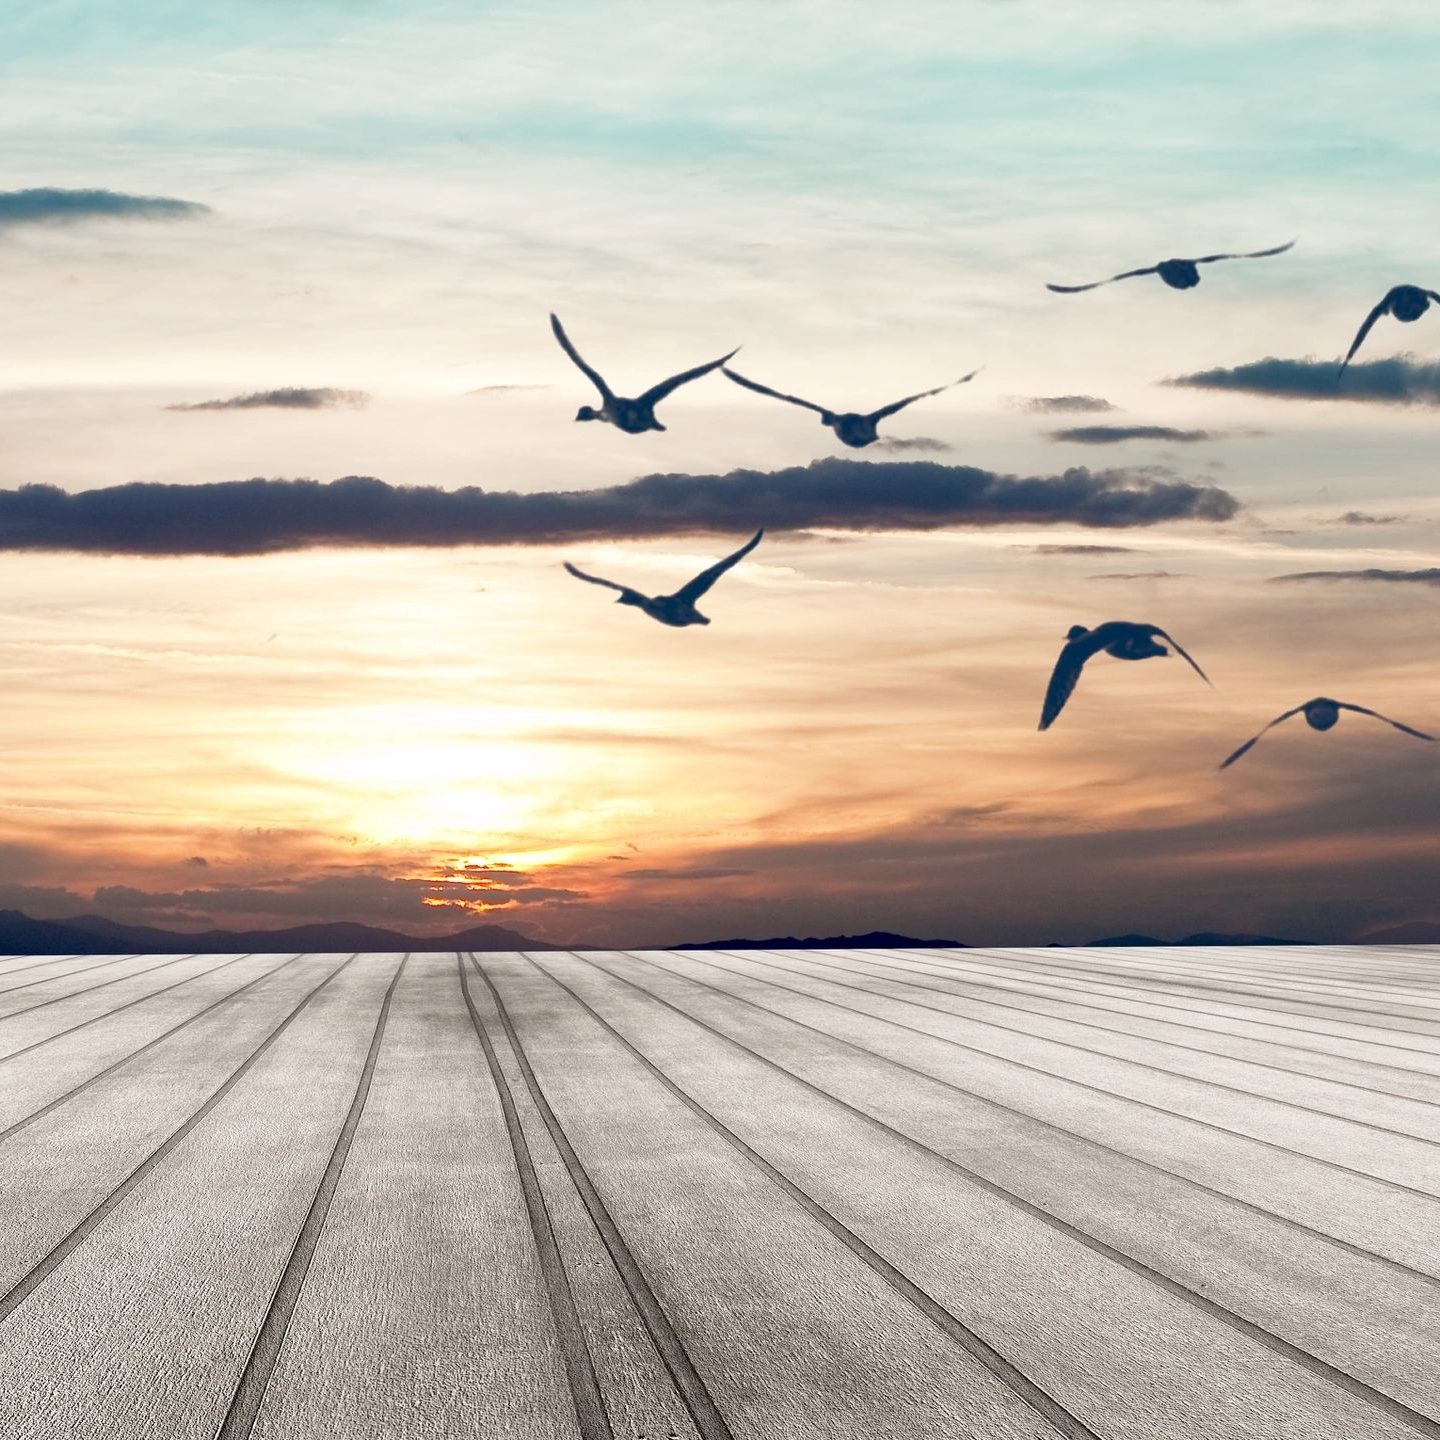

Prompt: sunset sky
xmin=2 ymin=1 xmax=1439 ymax=945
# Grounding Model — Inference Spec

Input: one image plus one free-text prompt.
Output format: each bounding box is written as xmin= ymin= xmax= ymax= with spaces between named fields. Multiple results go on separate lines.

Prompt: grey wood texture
xmin=0 ymin=947 xmax=1435 ymax=1439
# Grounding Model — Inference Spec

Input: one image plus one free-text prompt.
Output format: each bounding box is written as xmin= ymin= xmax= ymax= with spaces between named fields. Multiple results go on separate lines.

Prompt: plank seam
xmin=457 ymin=953 xmax=615 ymax=1440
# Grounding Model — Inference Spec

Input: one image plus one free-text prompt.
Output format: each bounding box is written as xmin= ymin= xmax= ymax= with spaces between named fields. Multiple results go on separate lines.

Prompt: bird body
xmin=1337 ymin=285 xmax=1440 ymax=375
xmin=563 ymin=531 xmax=763 ymax=628
xmin=1218 ymin=697 xmax=1434 ymax=768
xmin=721 ymin=365 xmax=978 ymax=448
xmin=550 ymin=313 xmax=736 ymax=433
xmin=1047 ymin=240 xmax=1294 ymax=294
xmin=1039 ymin=621 xmax=1211 ymax=730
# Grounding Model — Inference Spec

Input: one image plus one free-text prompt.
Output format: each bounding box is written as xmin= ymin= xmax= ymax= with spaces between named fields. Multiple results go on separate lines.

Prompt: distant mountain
xmin=0 ymin=908 xmax=559 ymax=955
xmin=1354 ymin=921 xmax=1440 ymax=945
xmin=1086 ymin=931 xmax=1303 ymax=946
xmin=679 ymin=930 xmax=966 ymax=950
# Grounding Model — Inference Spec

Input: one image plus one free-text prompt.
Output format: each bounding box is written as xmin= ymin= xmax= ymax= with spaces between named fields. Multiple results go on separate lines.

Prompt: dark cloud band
xmin=0 ymin=187 xmax=210 ymax=229
xmin=166 ymin=388 xmax=369 ymax=412
xmin=1168 ymin=355 xmax=1440 ymax=405
xmin=1271 ymin=568 xmax=1440 ymax=587
xmin=1051 ymin=425 xmax=1217 ymax=444
xmin=1022 ymin=395 xmax=1117 ymax=414
xmin=0 ymin=459 xmax=1240 ymax=557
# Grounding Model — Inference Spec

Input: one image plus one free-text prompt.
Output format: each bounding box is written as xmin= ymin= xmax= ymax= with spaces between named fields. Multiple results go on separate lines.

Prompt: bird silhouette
xmin=721 ymin=365 xmax=979 ymax=448
xmin=1039 ymin=621 xmax=1211 ymax=730
xmin=1337 ymin=285 xmax=1440 ymax=376
xmin=1218 ymin=697 xmax=1433 ymax=769
xmin=1047 ymin=240 xmax=1294 ymax=294
xmin=550 ymin=313 xmax=737 ymax=433
xmin=563 ymin=531 xmax=763 ymax=627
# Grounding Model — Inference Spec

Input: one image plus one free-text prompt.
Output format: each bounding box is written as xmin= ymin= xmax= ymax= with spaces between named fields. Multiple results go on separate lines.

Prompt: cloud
xmin=1089 ymin=570 xmax=1188 ymax=581
xmin=623 ymin=867 xmax=755 ymax=882
xmin=1166 ymin=355 xmax=1440 ymax=405
xmin=1022 ymin=543 xmax=1137 ymax=555
xmin=1270 ymin=568 xmax=1440 ymax=587
xmin=184 ymin=855 xmax=209 ymax=868
xmin=0 ymin=461 xmax=1240 ymax=557
xmin=166 ymin=388 xmax=369 ymax=412
xmin=870 ymin=436 xmax=952 ymax=453
xmin=1050 ymin=425 xmax=1217 ymax=444
xmin=0 ymin=187 xmax=210 ymax=230
xmin=1331 ymin=511 xmax=1404 ymax=526
xmin=466 ymin=384 xmax=553 ymax=395
xmin=1021 ymin=395 xmax=1118 ymax=414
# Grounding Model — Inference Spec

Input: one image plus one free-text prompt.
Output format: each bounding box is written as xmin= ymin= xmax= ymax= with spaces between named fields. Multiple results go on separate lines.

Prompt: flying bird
xmin=1337 ymin=285 xmax=1440 ymax=376
xmin=1218 ymin=697 xmax=1434 ymax=769
xmin=1046 ymin=240 xmax=1295 ymax=294
xmin=563 ymin=531 xmax=763 ymax=627
xmin=550 ymin=313 xmax=736 ymax=433
xmin=721 ymin=365 xmax=979 ymax=448
xmin=1039 ymin=621 xmax=1211 ymax=731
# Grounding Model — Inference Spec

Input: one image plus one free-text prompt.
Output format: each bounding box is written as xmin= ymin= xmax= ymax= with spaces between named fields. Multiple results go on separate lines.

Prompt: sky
xmin=1 ymin=0 xmax=1439 ymax=945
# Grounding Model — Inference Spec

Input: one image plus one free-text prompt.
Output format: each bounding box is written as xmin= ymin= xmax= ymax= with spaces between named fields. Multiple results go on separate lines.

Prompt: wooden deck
xmin=1 ymin=946 xmax=1437 ymax=1439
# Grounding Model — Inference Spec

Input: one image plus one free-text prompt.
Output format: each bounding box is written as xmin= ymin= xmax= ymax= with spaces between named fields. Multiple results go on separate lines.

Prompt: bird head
xmin=1306 ymin=700 xmax=1340 ymax=731
xmin=1158 ymin=259 xmax=1200 ymax=289
xmin=1065 ymin=624 xmax=1090 ymax=641
xmin=1392 ymin=286 xmax=1429 ymax=322
xmin=617 ymin=593 xmax=642 ymax=607
xmin=575 ymin=405 xmax=599 ymax=422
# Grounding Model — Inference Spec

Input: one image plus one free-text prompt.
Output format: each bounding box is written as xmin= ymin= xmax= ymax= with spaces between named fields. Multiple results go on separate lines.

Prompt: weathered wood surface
xmin=0 ymin=947 xmax=1436 ymax=1439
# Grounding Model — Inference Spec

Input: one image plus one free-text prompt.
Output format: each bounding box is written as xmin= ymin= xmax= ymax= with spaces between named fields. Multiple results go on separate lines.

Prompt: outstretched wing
xmin=1046 ymin=265 xmax=1159 ymax=294
xmin=1338 ymin=293 xmax=1394 ymax=376
xmin=674 ymin=529 xmax=764 ymax=605
xmin=1151 ymin=628 xmax=1213 ymax=687
xmin=563 ymin=561 xmax=640 ymax=601
xmin=868 ymin=368 xmax=981 ymax=423
xmin=720 ymin=366 xmax=828 ymax=414
xmin=1194 ymin=239 xmax=1296 ymax=265
xmin=1217 ymin=705 xmax=1306 ymax=770
xmin=639 ymin=347 xmax=741 ymax=407
xmin=550 ymin=314 xmax=613 ymax=400
xmin=1038 ymin=632 xmax=1105 ymax=731
xmin=1337 ymin=702 xmax=1436 ymax=742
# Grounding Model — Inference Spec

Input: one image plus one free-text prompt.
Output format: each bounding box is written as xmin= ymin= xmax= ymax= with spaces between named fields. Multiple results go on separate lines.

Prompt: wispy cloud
xmin=1089 ymin=570 xmax=1188 ymax=580
xmin=166 ymin=388 xmax=369 ymax=412
xmin=1022 ymin=543 xmax=1138 ymax=555
xmin=1271 ymin=567 xmax=1440 ymax=587
xmin=0 ymin=187 xmax=210 ymax=230
xmin=0 ymin=460 xmax=1240 ymax=556
xmin=1167 ymin=355 xmax=1440 ymax=405
xmin=1021 ymin=395 xmax=1118 ymax=414
xmin=871 ymin=436 xmax=952 ymax=453
xmin=1330 ymin=511 xmax=1404 ymax=526
xmin=1051 ymin=425 xmax=1217 ymax=444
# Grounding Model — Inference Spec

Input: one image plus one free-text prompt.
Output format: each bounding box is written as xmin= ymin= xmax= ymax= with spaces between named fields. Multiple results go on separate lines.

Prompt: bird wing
xmin=1336 ymin=702 xmax=1436 ymax=742
xmin=550 ymin=314 xmax=613 ymax=400
xmin=1037 ymin=631 xmax=1107 ymax=731
xmin=563 ymin=561 xmax=639 ymax=600
xmin=1217 ymin=705 xmax=1307 ymax=770
xmin=1194 ymin=239 xmax=1296 ymax=265
xmin=1338 ymin=293 xmax=1393 ymax=375
xmin=673 ymin=529 xmax=764 ymax=605
xmin=1046 ymin=265 xmax=1158 ymax=294
xmin=638 ymin=348 xmax=740 ymax=407
xmin=868 ymin=369 xmax=981 ymax=422
xmin=720 ymin=366 xmax=828 ymax=414
xmin=1150 ymin=628 xmax=1213 ymax=687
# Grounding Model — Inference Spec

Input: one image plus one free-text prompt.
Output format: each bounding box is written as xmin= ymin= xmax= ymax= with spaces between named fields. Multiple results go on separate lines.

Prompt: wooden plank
xmin=247 ymin=955 xmax=583 ymax=1440
xmin=0 ymin=954 xmax=400 ymax=1440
